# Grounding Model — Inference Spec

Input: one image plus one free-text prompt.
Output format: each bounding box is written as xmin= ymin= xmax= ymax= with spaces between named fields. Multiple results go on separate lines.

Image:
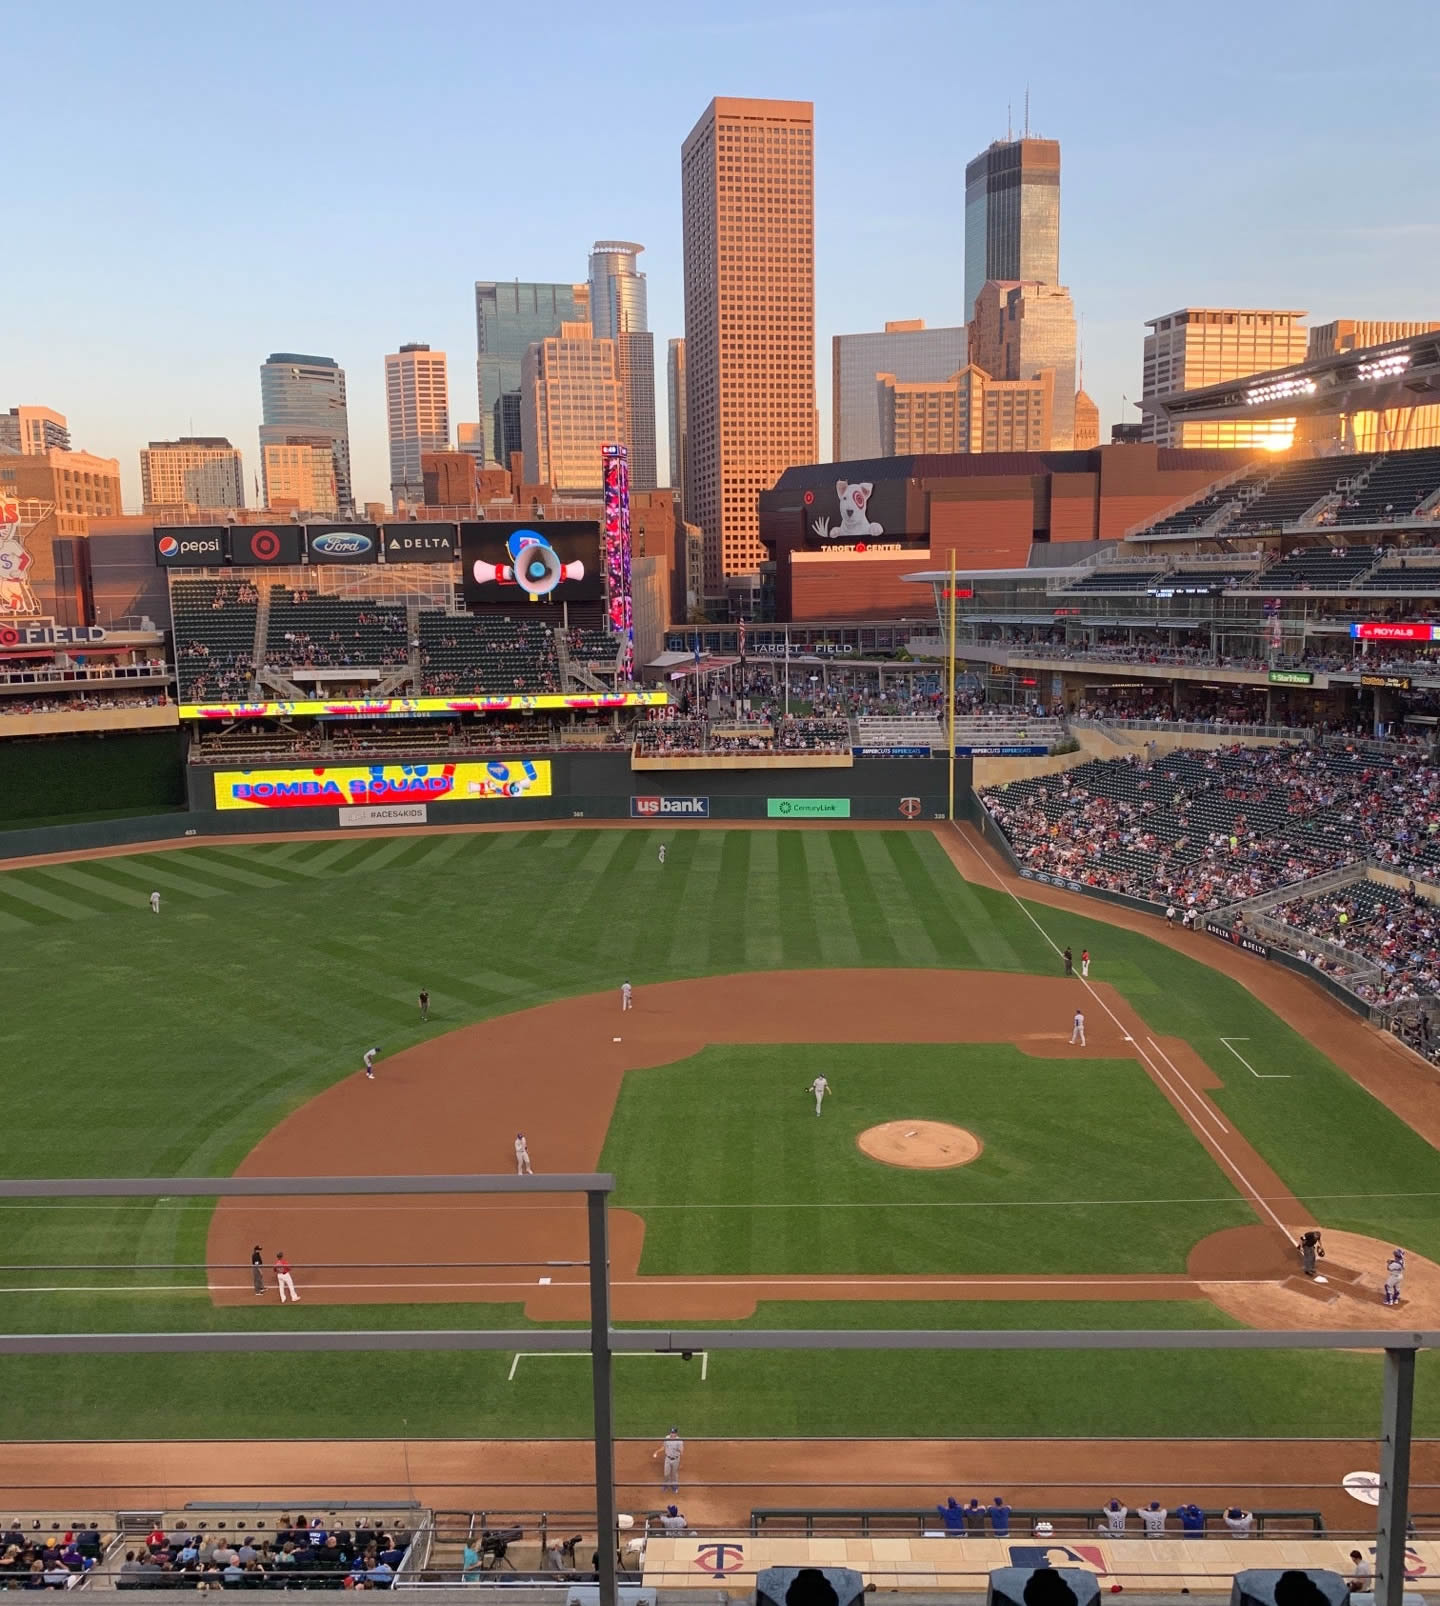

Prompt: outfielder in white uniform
xmin=807 ymin=1075 xmax=830 ymax=1115
xmin=621 ymin=980 xmax=633 ymax=1011
xmin=658 ymin=844 xmax=666 ymax=865
xmin=1384 ymin=1248 xmax=1405 ymax=1306
xmin=149 ymin=891 xmax=161 ymax=915
xmin=515 ymin=1133 xmax=533 ymax=1175
xmin=1070 ymin=1010 xmax=1086 ymax=1046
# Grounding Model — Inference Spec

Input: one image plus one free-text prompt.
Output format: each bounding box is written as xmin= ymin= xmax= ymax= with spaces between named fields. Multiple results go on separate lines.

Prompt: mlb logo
xmin=1008 ymin=1546 xmax=1107 ymax=1576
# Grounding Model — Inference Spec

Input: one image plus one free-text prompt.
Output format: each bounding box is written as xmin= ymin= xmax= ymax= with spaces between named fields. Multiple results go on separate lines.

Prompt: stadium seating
xmin=1356 ymin=557 xmax=1440 ymax=591
xmin=1339 ymin=446 xmax=1440 ymax=524
xmin=265 ymin=589 xmax=408 ymax=672
xmin=1270 ymin=879 xmax=1440 ymax=1007
xmin=1139 ymin=467 xmax=1272 ymax=537
xmin=171 ymin=578 xmax=259 ymax=701
xmin=1227 ymin=458 xmax=1376 ymax=533
xmin=417 ymin=612 xmax=560 ymax=694
xmin=1244 ymin=545 xmax=1378 ymax=590
xmin=112 ymin=1512 xmax=415 ymax=1590
xmin=981 ymin=745 xmax=1440 ymax=916
xmin=1064 ymin=566 xmax=1166 ymax=593
xmin=856 ymin=715 xmax=946 ymax=749
xmin=566 ymin=626 xmax=620 ymax=665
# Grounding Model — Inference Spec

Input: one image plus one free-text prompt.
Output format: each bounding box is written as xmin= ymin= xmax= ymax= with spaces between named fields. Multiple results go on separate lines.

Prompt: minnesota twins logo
xmin=693 ymin=1543 xmax=745 ymax=1579
xmin=899 ymin=797 xmax=922 ymax=820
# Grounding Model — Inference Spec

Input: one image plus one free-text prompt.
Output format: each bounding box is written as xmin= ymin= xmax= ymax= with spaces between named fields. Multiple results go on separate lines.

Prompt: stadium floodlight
xmin=1245 ymin=375 xmax=1318 ymax=406
xmin=1358 ymin=352 xmax=1412 ymax=381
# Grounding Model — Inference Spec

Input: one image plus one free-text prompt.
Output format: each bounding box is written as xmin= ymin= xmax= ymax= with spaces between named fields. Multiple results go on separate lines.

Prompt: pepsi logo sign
xmin=158 ymin=536 xmax=180 ymax=558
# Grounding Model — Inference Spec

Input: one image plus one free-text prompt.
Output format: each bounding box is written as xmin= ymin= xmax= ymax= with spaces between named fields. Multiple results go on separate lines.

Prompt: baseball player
xmin=652 ymin=1428 xmax=684 ymax=1492
xmin=1081 ymin=949 xmax=1091 ymax=979
xmin=1070 ymin=1009 xmax=1086 ymax=1046
xmin=1298 ymin=1229 xmax=1325 ymax=1278
xmin=418 ymin=988 xmax=429 ymax=1023
xmin=363 ymin=1046 xmax=380 ymax=1081
xmin=515 ymin=1133 xmax=533 ymax=1176
xmin=251 ymin=1245 xmax=265 ymax=1297
xmin=274 ymin=1252 xmax=299 ymax=1303
xmin=658 ymin=844 xmax=667 ymax=865
xmin=1063 ymin=946 xmax=1074 ymax=977
xmin=149 ymin=891 xmax=161 ymax=915
xmin=1384 ymin=1248 xmax=1405 ymax=1306
xmin=621 ymin=980 xmax=633 ymax=1011
xmin=806 ymin=1075 xmax=830 ymax=1115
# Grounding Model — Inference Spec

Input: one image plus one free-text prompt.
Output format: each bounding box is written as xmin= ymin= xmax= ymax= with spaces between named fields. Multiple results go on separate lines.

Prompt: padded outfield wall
xmin=0 ymin=743 xmax=966 ymax=858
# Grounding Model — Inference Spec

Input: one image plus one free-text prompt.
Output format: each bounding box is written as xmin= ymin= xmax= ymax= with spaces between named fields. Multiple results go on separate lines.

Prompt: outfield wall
xmin=0 ymin=729 xmax=186 ymax=824
xmin=0 ymin=753 xmax=965 ymax=860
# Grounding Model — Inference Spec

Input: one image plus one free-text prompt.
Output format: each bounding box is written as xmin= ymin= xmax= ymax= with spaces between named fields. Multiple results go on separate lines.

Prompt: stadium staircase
xmin=555 ymin=628 xmax=608 ymax=694
xmin=248 ymin=587 xmax=271 ymax=697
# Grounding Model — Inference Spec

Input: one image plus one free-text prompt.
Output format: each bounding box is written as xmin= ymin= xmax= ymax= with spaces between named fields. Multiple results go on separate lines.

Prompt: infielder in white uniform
xmin=1070 ymin=1010 xmax=1086 ymax=1046
xmin=652 ymin=1429 xmax=683 ymax=1492
xmin=621 ymin=980 xmax=633 ymax=1011
xmin=514 ymin=1133 xmax=533 ymax=1176
xmin=363 ymin=1046 xmax=379 ymax=1080
xmin=1384 ymin=1248 xmax=1405 ymax=1306
xmin=807 ymin=1075 xmax=830 ymax=1115
xmin=149 ymin=891 xmax=161 ymax=915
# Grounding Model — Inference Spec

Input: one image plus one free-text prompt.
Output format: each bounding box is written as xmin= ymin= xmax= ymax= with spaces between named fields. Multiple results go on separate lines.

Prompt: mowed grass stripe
xmin=803 ymin=833 xmax=864 ymax=967
xmin=829 ymin=832 xmax=903 ymax=966
xmin=852 ymin=834 xmax=942 ymax=968
xmin=776 ymin=832 xmax=823 ymax=967
xmin=740 ymin=832 xmax=786 ymax=973
xmin=145 ymin=848 xmax=308 ymax=890
xmin=625 ymin=831 xmax=702 ymax=976
xmin=90 ymin=853 xmax=256 ymax=899
xmin=0 ymin=872 xmax=117 ymax=919
xmin=22 ymin=864 xmax=155 ymax=912
xmin=664 ymin=834 xmax=727 ymax=974
xmin=707 ymin=830 xmax=754 ymax=972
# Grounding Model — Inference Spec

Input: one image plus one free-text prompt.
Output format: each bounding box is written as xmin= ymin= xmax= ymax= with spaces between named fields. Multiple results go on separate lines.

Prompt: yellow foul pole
xmin=946 ymin=552 xmax=957 ymax=822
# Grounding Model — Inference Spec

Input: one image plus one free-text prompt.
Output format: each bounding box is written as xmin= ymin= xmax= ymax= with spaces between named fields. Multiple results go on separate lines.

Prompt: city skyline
xmin=6 ymin=0 xmax=1437 ymax=511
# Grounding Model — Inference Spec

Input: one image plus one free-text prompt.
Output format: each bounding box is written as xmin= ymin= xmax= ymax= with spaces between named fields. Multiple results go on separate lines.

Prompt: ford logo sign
xmin=310 ymin=531 xmax=373 ymax=557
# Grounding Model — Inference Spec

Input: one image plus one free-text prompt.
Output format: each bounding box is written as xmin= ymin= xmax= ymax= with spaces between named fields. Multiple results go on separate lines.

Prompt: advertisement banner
xmin=631 ymin=796 xmax=710 ymax=817
xmin=1203 ymin=922 xmax=1270 ymax=959
xmin=0 ymin=497 xmax=37 ymax=615
xmin=154 ymin=526 xmax=226 ymax=567
xmin=957 ymin=745 xmax=1049 ymax=757
xmin=305 ymin=524 xmax=381 ymax=564
xmin=229 ymin=523 xmax=305 ymax=567
xmin=383 ymin=524 xmax=458 ymax=563
xmin=180 ymin=691 xmax=667 ymax=720
xmin=766 ymin=798 xmax=852 ymax=819
xmin=800 ymin=477 xmax=914 ymax=548
xmin=338 ymin=804 xmax=429 ymax=828
xmin=459 ymin=521 xmax=603 ymax=605
xmin=1350 ymin=621 xmax=1440 ymax=642
xmin=213 ymin=759 xmax=552 ymax=810
xmin=852 ymin=745 xmax=932 ymax=758
xmin=1267 ymin=669 xmax=1314 ymax=686
xmin=1360 ymin=673 xmax=1413 ymax=690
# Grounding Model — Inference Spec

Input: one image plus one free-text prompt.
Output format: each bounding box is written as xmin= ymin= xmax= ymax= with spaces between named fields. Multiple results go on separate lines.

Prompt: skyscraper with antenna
xmin=962 ymin=127 xmax=1060 ymax=319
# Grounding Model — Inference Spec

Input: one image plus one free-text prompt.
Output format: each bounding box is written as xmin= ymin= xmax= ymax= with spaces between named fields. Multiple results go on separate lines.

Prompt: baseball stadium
xmin=4 ymin=369 xmax=1440 ymax=1606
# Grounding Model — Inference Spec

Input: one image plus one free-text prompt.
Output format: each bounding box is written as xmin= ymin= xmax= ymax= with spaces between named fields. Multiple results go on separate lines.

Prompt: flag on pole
xmin=738 ymin=619 xmax=747 ymax=660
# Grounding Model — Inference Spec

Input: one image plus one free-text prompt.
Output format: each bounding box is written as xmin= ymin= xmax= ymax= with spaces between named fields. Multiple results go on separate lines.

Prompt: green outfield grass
xmin=2 ymin=824 xmax=1439 ymax=1439
xmin=603 ymin=1044 xmax=1251 ymax=1274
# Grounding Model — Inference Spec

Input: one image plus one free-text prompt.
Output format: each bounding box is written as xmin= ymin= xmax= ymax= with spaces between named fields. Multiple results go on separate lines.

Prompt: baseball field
xmin=4 ymin=822 xmax=1439 ymax=1448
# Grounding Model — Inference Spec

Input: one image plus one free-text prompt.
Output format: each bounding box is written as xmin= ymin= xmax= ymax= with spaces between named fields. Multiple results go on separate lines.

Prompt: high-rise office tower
xmin=475 ymin=281 xmax=589 ymax=468
xmin=970 ymin=280 xmax=1078 ymax=448
xmin=1073 ymin=389 xmax=1101 ymax=449
xmin=963 ymin=136 xmax=1061 ymax=319
xmin=384 ymin=343 xmax=450 ymax=509
xmin=140 ymin=437 xmax=245 ymax=511
xmin=0 ymin=406 xmax=71 ymax=454
xmin=521 ymin=323 xmax=624 ymax=491
xmin=682 ymin=95 xmax=815 ymax=593
xmin=261 ymin=442 xmax=339 ymax=514
xmin=1141 ymin=308 xmax=1309 ymax=448
xmin=258 ymin=353 xmax=352 ymax=512
xmin=832 ymin=320 xmax=968 ymax=459
xmin=667 ymin=338 xmax=687 ymax=505
xmin=876 ymin=366 xmax=1053 ymax=455
xmin=588 ymin=242 xmax=657 ymax=491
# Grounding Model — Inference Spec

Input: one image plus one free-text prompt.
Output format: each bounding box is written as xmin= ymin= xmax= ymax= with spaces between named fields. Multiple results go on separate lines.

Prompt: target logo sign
xmin=249 ymin=528 xmax=282 ymax=562
xmin=0 ymin=627 xmax=18 ymax=647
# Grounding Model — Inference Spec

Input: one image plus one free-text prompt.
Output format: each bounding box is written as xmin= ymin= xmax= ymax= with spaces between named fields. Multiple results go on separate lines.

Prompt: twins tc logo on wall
xmin=692 ymin=1543 xmax=745 ymax=1579
xmin=899 ymin=797 xmax=922 ymax=819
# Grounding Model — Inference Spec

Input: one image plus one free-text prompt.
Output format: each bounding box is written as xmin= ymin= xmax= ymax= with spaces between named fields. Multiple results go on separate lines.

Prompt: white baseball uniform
xmin=1081 ymin=954 xmax=1090 ymax=978
xmin=149 ymin=891 xmax=161 ymax=914
xmin=1070 ymin=1011 xmax=1086 ymax=1046
xmin=658 ymin=845 xmax=666 ymax=864
xmin=621 ymin=982 xmax=633 ymax=1011
xmin=515 ymin=1136 xmax=533 ymax=1176
xmin=363 ymin=1047 xmax=379 ymax=1079
xmin=1385 ymin=1254 xmax=1405 ymax=1304
xmin=808 ymin=1076 xmax=830 ymax=1114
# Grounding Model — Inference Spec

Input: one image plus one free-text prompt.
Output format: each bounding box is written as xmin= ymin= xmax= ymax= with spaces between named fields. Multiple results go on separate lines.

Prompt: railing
xmin=1069 ymin=716 xmax=1313 ymax=741
xmin=0 ymin=664 xmax=172 ymax=688
xmin=748 ymin=1506 xmax=1325 ymax=1539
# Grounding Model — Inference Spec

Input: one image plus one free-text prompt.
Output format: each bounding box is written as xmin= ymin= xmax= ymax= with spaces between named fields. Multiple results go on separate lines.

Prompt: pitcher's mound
xmin=857 ymin=1120 xmax=982 ymax=1169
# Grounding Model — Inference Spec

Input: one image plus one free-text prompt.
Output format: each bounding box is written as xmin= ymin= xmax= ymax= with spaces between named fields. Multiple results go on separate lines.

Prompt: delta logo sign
xmin=214 ymin=760 xmax=553 ymax=811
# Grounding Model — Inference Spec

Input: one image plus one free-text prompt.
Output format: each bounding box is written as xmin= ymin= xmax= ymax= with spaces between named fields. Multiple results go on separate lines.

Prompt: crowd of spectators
xmin=0 ymin=692 xmax=171 ymax=715
xmin=115 ymin=1515 xmax=409 ymax=1591
xmin=0 ymin=1520 xmax=103 ymax=1589
xmin=633 ymin=715 xmax=706 ymax=755
xmin=1269 ymin=880 xmax=1440 ymax=1008
xmin=266 ymin=628 xmax=408 ymax=675
xmin=982 ymin=743 xmax=1440 ymax=919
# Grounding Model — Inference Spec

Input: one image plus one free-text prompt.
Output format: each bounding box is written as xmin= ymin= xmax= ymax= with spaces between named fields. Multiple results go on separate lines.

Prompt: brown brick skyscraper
xmin=682 ymin=96 xmax=815 ymax=597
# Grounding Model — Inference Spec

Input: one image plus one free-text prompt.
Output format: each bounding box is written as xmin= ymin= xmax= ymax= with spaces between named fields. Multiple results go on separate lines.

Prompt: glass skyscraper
xmin=963 ymin=137 xmax=1060 ymax=320
xmin=832 ymin=321 xmax=968 ymax=459
xmin=258 ymin=352 xmax=353 ymax=512
xmin=588 ymin=243 xmax=657 ymax=491
xmin=475 ymin=281 xmax=588 ymax=467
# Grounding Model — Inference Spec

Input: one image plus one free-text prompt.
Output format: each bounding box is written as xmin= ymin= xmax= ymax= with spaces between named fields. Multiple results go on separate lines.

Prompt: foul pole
xmin=946 ymin=552 xmax=958 ymax=822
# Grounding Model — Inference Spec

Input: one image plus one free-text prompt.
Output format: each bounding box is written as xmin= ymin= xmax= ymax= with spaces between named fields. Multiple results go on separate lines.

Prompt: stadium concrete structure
xmin=6 ymin=338 xmax=1440 ymax=1606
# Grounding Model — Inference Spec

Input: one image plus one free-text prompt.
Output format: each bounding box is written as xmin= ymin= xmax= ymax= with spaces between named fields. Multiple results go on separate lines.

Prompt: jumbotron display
xmin=459 ymin=522 xmax=602 ymax=605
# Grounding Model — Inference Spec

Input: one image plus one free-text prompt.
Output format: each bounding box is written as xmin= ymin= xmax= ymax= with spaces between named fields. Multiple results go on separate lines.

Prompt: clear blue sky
xmin=9 ymin=0 xmax=1438 ymax=510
